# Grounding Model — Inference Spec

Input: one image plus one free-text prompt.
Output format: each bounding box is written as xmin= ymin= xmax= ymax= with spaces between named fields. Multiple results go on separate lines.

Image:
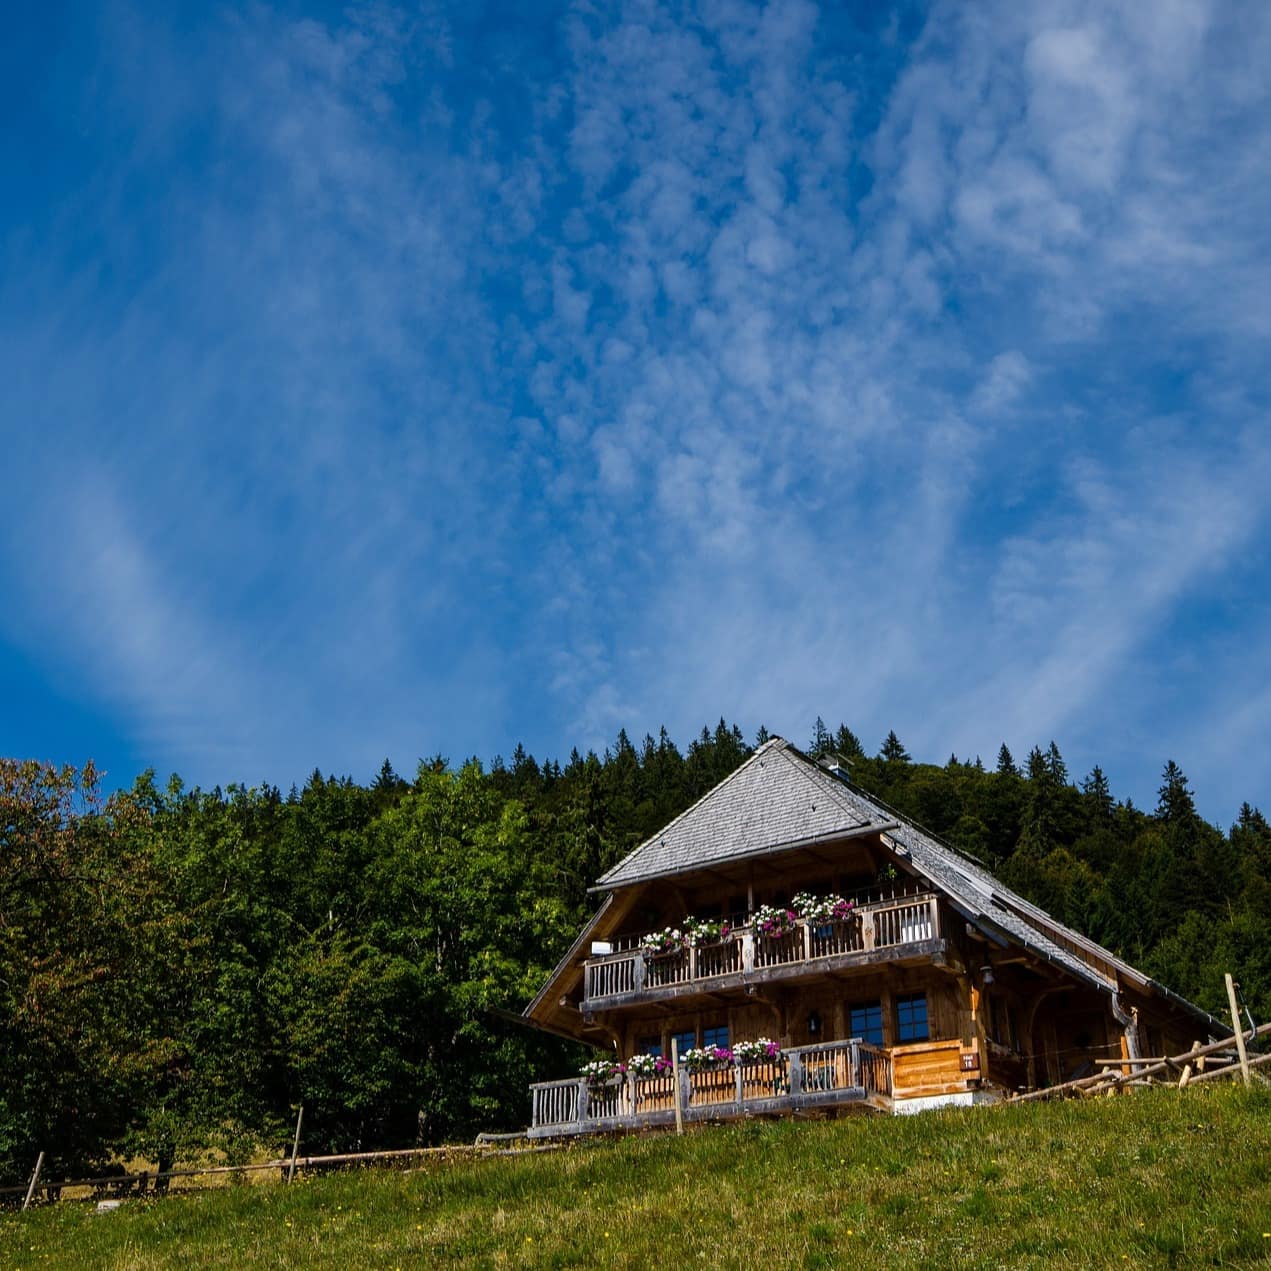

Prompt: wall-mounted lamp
xmin=808 ymin=1010 xmax=822 ymax=1037
xmin=980 ymin=965 xmax=995 ymax=987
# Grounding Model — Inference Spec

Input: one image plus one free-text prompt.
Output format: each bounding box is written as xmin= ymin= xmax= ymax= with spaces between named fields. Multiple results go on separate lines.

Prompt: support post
xmin=22 ymin=1152 xmax=44 ymax=1211
xmin=287 ymin=1106 xmax=304 ymax=1183
xmin=672 ymin=1041 xmax=684 ymax=1135
xmin=788 ymin=1050 xmax=804 ymax=1098
xmin=1226 ymin=973 xmax=1251 ymax=1087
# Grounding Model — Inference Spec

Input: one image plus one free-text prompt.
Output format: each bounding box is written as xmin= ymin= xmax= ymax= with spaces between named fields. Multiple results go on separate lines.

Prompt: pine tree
xmin=1046 ymin=741 xmax=1068 ymax=786
xmin=996 ymin=744 xmax=1017 ymax=776
xmin=834 ymin=724 xmax=864 ymax=760
xmin=809 ymin=716 xmax=831 ymax=756
xmin=1026 ymin=746 xmax=1047 ymax=782
xmin=1156 ymin=760 xmax=1196 ymax=824
xmin=1081 ymin=766 xmax=1113 ymax=823
xmin=879 ymin=731 xmax=910 ymax=763
xmin=373 ymin=759 xmax=402 ymax=792
xmin=754 ymin=724 xmax=771 ymax=746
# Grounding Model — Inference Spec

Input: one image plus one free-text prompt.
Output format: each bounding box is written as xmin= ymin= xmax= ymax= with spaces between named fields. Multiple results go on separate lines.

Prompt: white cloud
xmin=3 ymin=0 xmax=1270 ymax=821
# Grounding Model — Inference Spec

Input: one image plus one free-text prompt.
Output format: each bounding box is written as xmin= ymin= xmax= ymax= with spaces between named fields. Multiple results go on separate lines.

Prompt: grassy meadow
xmin=4 ymin=1085 xmax=1271 ymax=1269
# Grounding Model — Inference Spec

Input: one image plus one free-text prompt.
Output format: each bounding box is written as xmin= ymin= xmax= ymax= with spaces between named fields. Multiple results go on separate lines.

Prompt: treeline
xmin=1 ymin=719 xmax=1268 ymax=1184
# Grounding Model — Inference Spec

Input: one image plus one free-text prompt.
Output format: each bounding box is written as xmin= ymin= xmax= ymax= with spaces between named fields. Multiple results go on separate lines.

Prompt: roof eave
xmin=587 ymin=820 xmax=899 ymax=894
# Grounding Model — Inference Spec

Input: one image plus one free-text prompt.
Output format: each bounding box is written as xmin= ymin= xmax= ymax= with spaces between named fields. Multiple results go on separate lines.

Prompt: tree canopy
xmin=1 ymin=727 xmax=1267 ymax=1184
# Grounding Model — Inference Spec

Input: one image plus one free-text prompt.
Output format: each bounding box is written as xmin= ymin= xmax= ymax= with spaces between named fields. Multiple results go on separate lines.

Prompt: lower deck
xmin=527 ymin=1037 xmax=979 ymax=1138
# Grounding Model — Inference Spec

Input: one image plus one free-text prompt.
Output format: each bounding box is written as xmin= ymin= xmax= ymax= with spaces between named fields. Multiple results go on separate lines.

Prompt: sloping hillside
xmin=6 ymin=1085 xmax=1271 ymax=1269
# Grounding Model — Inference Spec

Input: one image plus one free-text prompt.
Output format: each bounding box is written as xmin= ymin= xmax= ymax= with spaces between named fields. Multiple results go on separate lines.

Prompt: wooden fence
xmin=1 ymin=1141 xmax=545 ymax=1209
xmin=1006 ymin=1021 xmax=1271 ymax=1103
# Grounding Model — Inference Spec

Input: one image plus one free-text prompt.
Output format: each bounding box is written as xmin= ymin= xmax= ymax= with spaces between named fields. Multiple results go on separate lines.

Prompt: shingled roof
xmin=593 ymin=737 xmax=892 ymax=889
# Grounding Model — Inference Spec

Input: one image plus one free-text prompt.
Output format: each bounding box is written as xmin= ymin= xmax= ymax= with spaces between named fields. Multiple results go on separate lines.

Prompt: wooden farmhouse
xmin=523 ymin=738 xmax=1220 ymax=1137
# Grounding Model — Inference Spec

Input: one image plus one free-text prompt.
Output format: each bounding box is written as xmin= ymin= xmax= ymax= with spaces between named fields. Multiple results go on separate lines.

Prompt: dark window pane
xmin=671 ymin=1029 xmax=696 ymax=1057
xmin=896 ymin=992 xmax=929 ymax=1043
xmin=849 ymin=1000 xmax=884 ymax=1046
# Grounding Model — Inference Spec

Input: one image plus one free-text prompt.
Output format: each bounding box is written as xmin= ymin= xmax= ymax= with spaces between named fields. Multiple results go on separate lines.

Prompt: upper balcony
xmin=583 ymin=891 xmax=945 ymax=1009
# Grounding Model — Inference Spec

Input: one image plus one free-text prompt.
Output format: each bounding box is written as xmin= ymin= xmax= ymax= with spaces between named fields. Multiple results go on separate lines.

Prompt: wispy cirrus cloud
xmin=1 ymin=0 xmax=1268 ymax=819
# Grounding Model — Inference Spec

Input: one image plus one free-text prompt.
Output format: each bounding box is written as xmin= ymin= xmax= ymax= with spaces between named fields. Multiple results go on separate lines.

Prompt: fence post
xmin=1226 ymin=973 xmax=1251 ymax=1087
xmin=22 ymin=1152 xmax=44 ymax=1211
xmin=287 ymin=1106 xmax=304 ymax=1183
xmin=672 ymin=1041 xmax=684 ymax=1135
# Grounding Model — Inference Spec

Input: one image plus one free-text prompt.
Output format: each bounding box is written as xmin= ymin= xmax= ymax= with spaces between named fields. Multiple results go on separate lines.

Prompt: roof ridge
xmin=775 ymin=741 xmax=891 ymax=823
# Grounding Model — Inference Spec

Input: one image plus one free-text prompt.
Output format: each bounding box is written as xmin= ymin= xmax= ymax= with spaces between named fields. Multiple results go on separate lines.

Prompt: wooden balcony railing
xmin=529 ymin=1037 xmax=893 ymax=1136
xmin=583 ymin=893 xmax=942 ymax=1006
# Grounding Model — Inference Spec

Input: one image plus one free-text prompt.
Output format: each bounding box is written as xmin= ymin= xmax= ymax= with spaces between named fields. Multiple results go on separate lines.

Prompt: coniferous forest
xmin=2 ymin=720 xmax=1269 ymax=1185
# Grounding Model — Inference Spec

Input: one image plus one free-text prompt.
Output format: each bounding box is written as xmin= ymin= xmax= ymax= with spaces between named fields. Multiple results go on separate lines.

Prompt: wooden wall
xmin=615 ymin=967 xmax=971 ymax=1059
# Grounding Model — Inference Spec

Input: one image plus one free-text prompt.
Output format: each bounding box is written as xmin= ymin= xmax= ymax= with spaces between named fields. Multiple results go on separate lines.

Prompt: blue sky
xmin=2 ymin=0 xmax=1269 ymax=823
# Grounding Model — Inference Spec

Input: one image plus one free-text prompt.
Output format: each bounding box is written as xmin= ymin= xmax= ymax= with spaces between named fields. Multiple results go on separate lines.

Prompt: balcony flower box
xmin=580 ymin=1058 xmax=626 ymax=1089
xmin=793 ymin=891 xmax=857 ymax=939
xmin=752 ymin=904 xmax=799 ymax=940
xmin=684 ymin=916 xmax=733 ymax=948
xmin=639 ymin=928 xmax=687 ymax=958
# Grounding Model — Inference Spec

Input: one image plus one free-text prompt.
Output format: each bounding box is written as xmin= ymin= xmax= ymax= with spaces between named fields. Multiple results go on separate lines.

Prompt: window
xmin=896 ymin=992 xmax=929 ymax=1043
xmin=849 ymin=1000 xmax=884 ymax=1046
xmin=638 ymin=1036 xmax=662 ymax=1058
xmin=702 ymin=1025 xmax=730 ymax=1050
xmin=670 ymin=1029 xmax=696 ymax=1058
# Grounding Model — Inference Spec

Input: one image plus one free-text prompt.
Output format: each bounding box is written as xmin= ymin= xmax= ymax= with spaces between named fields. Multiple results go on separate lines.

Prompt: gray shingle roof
xmin=594 ymin=738 xmax=887 ymax=889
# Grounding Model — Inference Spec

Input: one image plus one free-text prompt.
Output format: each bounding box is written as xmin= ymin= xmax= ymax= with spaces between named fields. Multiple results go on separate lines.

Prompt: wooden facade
xmin=523 ymin=739 xmax=1219 ymax=1137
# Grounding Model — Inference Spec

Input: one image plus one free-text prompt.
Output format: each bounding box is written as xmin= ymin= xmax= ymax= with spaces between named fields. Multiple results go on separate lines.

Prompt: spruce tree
xmin=1156 ymin=760 xmax=1196 ymax=824
xmin=834 ymin=724 xmax=864 ymax=760
xmin=996 ymin=744 xmax=1017 ymax=776
xmin=1081 ymin=766 xmax=1113 ymax=823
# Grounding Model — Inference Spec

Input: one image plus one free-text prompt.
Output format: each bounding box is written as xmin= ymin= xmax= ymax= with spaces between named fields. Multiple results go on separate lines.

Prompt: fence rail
xmin=2 ymin=1143 xmax=508 ymax=1207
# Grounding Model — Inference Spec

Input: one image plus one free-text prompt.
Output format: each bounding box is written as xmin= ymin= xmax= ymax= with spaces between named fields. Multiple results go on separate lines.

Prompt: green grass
xmin=5 ymin=1086 xmax=1271 ymax=1268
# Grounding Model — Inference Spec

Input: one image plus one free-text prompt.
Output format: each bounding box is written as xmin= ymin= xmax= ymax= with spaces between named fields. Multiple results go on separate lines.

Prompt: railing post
xmin=633 ymin=953 xmax=646 ymax=994
xmin=850 ymin=1040 xmax=861 ymax=1088
xmin=741 ymin=930 xmax=754 ymax=974
xmin=788 ymin=1051 xmax=804 ymax=1098
xmin=736 ymin=1063 xmax=745 ymax=1107
xmin=929 ymin=895 xmax=940 ymax=938
xmin=688 ymin=945 xmax=698 ymax=983
xmin=862 ymin=911 xmax=875 ymax=952
xmin=626 ymin=1069 xmax=637 ymax=1116
xmin=577 ymin=1078 xmax=589 ymax=1129
xmin=801 ymin=920 xmax=812 ymax=963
